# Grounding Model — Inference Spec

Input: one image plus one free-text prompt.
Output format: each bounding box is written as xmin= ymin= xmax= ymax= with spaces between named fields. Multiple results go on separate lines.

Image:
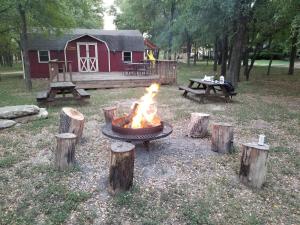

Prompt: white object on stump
xmin=55 ymin=133 xmax=77 ymax=170
xmin=187 ymin=113 xmax=210 ymax=138
xmin=103 ymin=106 xmax=117 ymax=124
xmin=109 ymin=141 xmax=135 ymax=195
xmin=59 ymin=107 xmax=84 ymax=144
xmin=211 ymin=122 xmax=234 ymax=154
xmin=239 ymin=143 xmax=269 ymax=188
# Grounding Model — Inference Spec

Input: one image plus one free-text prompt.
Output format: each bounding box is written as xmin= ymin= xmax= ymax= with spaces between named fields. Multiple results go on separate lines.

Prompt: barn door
xmin=77 ymin=43 xmax=98 ymax=72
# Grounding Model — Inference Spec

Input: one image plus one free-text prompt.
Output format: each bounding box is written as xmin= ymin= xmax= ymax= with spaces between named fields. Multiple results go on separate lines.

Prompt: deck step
xmin=74 ymin=88 xmax=90 ymax=98
xmin=36 ymin=91 xmax=49 ymax=101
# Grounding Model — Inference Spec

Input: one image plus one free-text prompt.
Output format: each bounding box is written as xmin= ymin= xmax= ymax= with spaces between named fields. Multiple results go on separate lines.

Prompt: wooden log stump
xmin=55 ymin=133 xmax=77 ymax=170
xmin=211 ymin=122 xmax=234 ymax=154
xmin=239 ymin=143 xmax=269 ymax=188
xmin=187 ymin=113 xmax=210 ymax=138
xmin=109 ymin=142 xmax=135 ymax=195
xmin=59 ymin=107 xmax=84 ymax=144
xmin=103 ymin=106 xmax=117 ymax=124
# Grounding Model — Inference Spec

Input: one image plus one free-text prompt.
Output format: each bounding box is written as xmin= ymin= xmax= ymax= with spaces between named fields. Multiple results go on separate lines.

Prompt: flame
xmin=131 ymin=83 xmax=160 ymax=128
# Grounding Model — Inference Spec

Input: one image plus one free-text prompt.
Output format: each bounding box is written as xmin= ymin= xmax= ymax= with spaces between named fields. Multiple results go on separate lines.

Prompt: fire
xmin=130 ymin=83 xmax=161 ymax=129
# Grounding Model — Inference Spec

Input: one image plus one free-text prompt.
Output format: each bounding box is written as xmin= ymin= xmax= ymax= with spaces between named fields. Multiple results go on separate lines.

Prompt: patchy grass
xmin=0 ymin=63 xmax=299 ymax=224
xmin=0 ymin=62 xmax=22 ymax=73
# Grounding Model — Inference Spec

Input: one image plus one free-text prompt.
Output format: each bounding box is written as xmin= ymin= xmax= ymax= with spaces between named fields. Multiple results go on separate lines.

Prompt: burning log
xmin=239 ymin=143 xmax=269 ymax=188
xmin=55 ymin=133 xmax=77 ymax=170
xmin=187 ymin=113 xmax=210 ymax=138
xmin=211 ymin=122 xmax=234 ymax=154
xmin=59 ymin=107 xmax=84 ymax=144
xmin=115 ymin=103 xmax=139 ymax=127
xmin=109 ymin=142 xmax=135 ymax=195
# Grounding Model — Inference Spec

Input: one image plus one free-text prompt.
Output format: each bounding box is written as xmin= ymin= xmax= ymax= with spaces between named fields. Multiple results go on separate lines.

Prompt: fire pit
xmin=111 ymin=116 xmax=164 ymax=135
xmin=101 ymin=83 xmax=173 ymax=149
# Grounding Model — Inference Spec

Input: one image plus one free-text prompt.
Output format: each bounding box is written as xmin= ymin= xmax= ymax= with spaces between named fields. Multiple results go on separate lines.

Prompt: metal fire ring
xmin=101 ymin=122 xmax=173 ymax=142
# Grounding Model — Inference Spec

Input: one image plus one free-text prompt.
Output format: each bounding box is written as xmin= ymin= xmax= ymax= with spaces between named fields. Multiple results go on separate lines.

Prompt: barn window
xmin=38 ymin=50 xmax=50 ymax=63
xmin=123 ymin=51 xmax=132 ymax=63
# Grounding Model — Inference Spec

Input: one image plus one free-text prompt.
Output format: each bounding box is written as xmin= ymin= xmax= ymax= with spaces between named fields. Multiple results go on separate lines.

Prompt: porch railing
xmin=147 ymin=60 xmax=177 ymax=85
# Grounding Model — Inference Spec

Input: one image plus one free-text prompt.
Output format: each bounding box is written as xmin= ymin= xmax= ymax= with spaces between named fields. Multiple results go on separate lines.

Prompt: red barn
xmin=27 ymin=29 xmax=145 ymax=78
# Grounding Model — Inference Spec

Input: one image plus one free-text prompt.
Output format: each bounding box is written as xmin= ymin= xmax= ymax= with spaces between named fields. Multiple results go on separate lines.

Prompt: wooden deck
xmin=56 ymin=72 xmax=161 ymax=89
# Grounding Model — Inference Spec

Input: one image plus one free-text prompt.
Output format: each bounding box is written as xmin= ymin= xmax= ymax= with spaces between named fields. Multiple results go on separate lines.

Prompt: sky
xmin=103 ymin=0 xmax=116 ymax=30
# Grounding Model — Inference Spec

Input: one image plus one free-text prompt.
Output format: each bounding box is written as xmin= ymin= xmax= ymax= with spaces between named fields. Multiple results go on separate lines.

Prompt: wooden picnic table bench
xmin=36 ymin=81 xmax=90 ymax=104
xmin=179 ymin=78 xmax=237 ymax=102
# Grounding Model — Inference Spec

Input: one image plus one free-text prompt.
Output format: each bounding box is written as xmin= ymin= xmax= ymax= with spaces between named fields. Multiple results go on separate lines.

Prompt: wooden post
xmin=187 ymin=113 xmax=210 ymax=138
xmin=55 ymin=133 xmax=77 ymax=170
xmin=59 ymin=107 xmax=84 ymax=144
xmin=109 ymin=142 xmax=135 ymax=195
xmin=239 ymin=143 xmax=269 ymax=188
xmin=103 ymin=106 xmax=117 ymax=124
xmin=211 ymin=122 xmax=234 ymax=154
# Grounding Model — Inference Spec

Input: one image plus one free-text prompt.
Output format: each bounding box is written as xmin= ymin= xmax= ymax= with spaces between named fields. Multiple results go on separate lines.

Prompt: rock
xmin=0 ymin=105 xmax=40 ymax=119
xmin=14 ymin=108 xmax=48 ymax=123
xmin=0 ymin=119 xmax=16 ymax=129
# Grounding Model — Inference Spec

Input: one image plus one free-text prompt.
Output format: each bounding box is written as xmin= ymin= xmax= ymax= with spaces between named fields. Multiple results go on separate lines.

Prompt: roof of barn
xmin=27 ymin=29 xmax=144 ymax=52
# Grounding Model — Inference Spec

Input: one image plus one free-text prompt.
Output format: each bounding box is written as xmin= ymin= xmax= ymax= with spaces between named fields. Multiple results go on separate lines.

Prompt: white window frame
xmin=38 ymin=50 xmax=50 ymax=63
xmin=122 ymin=51 xmax=132 ymax=63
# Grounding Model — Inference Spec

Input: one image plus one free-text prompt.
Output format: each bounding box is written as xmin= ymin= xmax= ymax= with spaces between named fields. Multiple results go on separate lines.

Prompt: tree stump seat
xmin=55 ymin=133 xmax=77 ymax=170
xmin=109 ymin=142 xmax=135 ymax=195
xmin=239 ymin=143 xmax=269 ymax=188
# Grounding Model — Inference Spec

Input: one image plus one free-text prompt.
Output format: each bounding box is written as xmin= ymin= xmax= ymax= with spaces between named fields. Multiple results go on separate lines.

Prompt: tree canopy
xmin=114 ymin=0 xmax=300 ymax=85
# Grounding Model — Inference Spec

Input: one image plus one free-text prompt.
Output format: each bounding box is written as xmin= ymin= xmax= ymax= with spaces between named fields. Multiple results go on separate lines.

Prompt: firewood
xmin=55 ymin=133 xmax=77 ymax=170
xmin=187 ymin=113 xmax=210 ymax=138
xmin=109 ymin=142 xmax=135 ymax=195
xmin=211 ymin=122 xmax=234 ymax=154
xmin=117 ymin=103 xmax=139 ymax=127
xmin=239 ymin=143 xmax=269 ymax=188
xmin=59 ymin=107 xmax=84 ymax=144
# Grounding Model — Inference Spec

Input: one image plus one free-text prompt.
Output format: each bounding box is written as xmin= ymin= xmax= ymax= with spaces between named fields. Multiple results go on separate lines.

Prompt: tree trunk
xmin=167 ymin=1 xmax=176 ymax=60
xmin=18 ymin=3 xmax=32 ymax=90
xmin=103 ymin=106 xmax=117 ymax=124
xmin=193 ymin=44 xmax=197 ymax=65
xmin=186 ymin=31 xmax=192 ymax=65
xmin=59 ymin=107 xmax=85 ymax=144
xmin=228 ymin=1 xmax=248 ymax=87
xmin=245 ymin=44 xmax=261 ymax=81
xmin=187 ymin=113 xmax=210 ymax=138
xmin=55 ymin=133 xmax=77 ymax=170
xmin=221 ymin=34 xmax=228 ymax=77
xmin=288 ymin=29 xmax=298 ymax=75
xmin=239 ymin=143 xmax=269 ymax=188
xmin=227 ymin=43 xmax=233 ymax=70
xmin=267 ymin=55 xmax=273 ymax=76
xmin=109 ymin=142 xmax=135 ymax=195
xmin=211 ymin=123 xmax=233 ymax=154
xmin=213 ymin=37 xmax=218 ymax=72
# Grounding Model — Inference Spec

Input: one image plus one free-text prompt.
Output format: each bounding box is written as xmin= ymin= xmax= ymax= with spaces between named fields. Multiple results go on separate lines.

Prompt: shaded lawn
xmin=0 ymin=62 xmax=23 ymax=73
xmin=0 ymin=63 xmax=299 ymax=225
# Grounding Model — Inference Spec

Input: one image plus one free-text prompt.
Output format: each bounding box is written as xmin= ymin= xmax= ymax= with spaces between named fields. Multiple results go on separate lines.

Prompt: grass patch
xmin=182 ymin=200 xmax=212 ymax=225
xmin=0 ymin=154 xmax=18 ymax=168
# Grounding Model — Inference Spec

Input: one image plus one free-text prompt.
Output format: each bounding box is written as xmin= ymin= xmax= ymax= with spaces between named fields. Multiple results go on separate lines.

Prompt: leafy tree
xmin=0 ymin=0 xmax=104 ymax=90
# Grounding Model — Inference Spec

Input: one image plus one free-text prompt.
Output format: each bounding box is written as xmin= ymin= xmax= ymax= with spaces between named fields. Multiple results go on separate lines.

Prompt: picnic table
xmin=179 ymin=78 xmax=237 ymax=102
xmin=36 ymin=81 xmax=90 ymax=104
xmin=123 ymin=62 xmax=150 ymax=76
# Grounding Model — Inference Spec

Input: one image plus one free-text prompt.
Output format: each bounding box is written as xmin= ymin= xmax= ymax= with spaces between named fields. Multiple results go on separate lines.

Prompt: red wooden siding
xmin=29 ymin=35 xmax=144 ymax=78
xmin=110 ymin=51 xmax=144 ymax=71
xmin=29 ymin=50 xmax=64 ymax=78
